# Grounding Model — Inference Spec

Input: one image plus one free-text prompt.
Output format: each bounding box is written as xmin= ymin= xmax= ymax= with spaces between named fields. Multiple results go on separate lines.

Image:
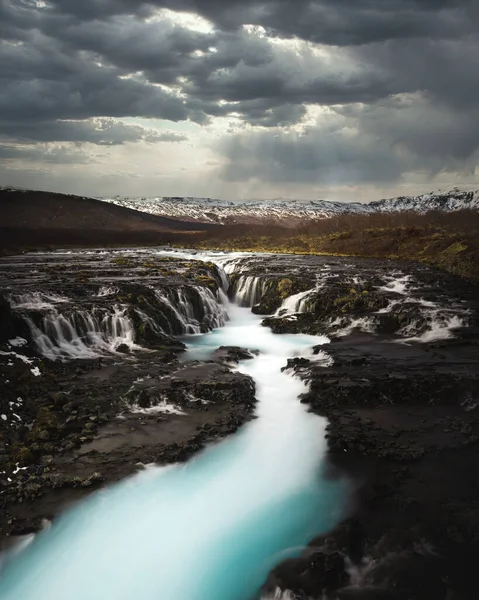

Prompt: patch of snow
xmin=0 ymin=351 xmax=33 ymax=365
xmin=13 ymin=463 xmax=28 ymax=475
xmin=8 ymin=337 xmax=28 ymax=347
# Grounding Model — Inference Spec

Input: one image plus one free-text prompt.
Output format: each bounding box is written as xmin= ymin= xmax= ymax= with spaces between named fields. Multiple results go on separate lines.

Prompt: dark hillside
xmin=0 ymin=189 xmax=219 ymax=248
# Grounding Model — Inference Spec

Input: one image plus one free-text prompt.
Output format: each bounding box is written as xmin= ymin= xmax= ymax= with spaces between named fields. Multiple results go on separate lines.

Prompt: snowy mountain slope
xmin=99 ymin=196 xmax=376 ymax=225
xmin=60 ymin=186 xmax=477 ymax=225
xmin=371 ymin=188 xmax=479 ymax=213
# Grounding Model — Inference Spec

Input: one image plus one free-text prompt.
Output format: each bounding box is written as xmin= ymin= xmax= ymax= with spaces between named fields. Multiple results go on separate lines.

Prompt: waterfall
xmin=24 ymin=306 xmax=138 ymax=360
xmin=216 ymin=267 xmax=230 ymax=292
xmin=231 ymin=276 xmax=267 ymax=307
xmin=276 ymin=289 xmax=315 ymax=316
xmin=10 ymin=281 xmax=229 ymax=360
xmin=153 ymin=286 xmax=227 ymax=335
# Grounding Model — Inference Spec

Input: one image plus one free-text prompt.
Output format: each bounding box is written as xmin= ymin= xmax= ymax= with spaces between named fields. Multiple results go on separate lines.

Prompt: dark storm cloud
xmin=0 ymin=118 xmax=187 ymax=145
xmin=217 ymin=98 xmax=479 ymax=185
xmin=217 ymin=123 xmax=409 ymax=185
xmin=24 ymin=0 xmax=475 ymax=45
xmin=0 ymin=0 xmax=477 ymax=186
xmin=0 ymin=143 xmax=92 ymax=164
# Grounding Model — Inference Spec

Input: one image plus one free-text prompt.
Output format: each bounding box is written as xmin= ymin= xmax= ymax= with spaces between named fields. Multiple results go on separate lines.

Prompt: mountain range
xmin=100 ymin=188 xmax=479 ymax=226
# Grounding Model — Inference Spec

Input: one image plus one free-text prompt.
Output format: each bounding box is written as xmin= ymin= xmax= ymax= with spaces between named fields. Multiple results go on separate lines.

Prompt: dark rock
xmin=213 ymin=346 xmax=256 ymax=363
xmin=116 ymin=344 xmax=130 ymax=354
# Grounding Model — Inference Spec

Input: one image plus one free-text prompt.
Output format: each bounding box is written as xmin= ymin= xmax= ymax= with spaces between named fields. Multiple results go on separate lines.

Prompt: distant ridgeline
xmin=100 ymin=188 xmax=479 ymax=225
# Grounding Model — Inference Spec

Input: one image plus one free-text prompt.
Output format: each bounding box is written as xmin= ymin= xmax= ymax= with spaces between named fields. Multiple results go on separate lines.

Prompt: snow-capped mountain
xmin=371 ymin=188 xmax=479 ymax=213
xmin=97 ymin=187 xmax=478 ymax=225
xmin=99 ymin=196 xmax=375 ymax=225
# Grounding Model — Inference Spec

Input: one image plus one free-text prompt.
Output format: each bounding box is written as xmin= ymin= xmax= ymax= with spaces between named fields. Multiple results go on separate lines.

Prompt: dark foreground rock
xmin=213 ymin=346 xmax=258 ymax=363
xmin=263 ymin=330 xmax=479 ymax=600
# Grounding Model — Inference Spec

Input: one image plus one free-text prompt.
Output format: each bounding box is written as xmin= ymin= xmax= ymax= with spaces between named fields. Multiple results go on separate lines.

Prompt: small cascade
xmin=194 ymin=285 xmax=228 ymax=329
xmin=379 ymin=275 xmax=413 ymax=295
xmin=216 ymin=256 xmax=251 ymax=276
xmin=400 ymin=312 xmax=466 ymax=343
xmin=330 ymin=316 xmax=377 ymax=337
xmin=25 ymin=306 xmax=137 ymax=360
xmin=9 ymin=282 xmax=229 ymax=360
xmin=216 ymin=267 xmax=230 ymax=292
xmin=153 ymin=285 xmax=227 ymax=335
xmin=276 ymin=289 xmax=315 ymax=316
xmin=231 ymin=276 xmax=267 ymax=307
xmin=96 ymin=286 xmax=119 ymax=298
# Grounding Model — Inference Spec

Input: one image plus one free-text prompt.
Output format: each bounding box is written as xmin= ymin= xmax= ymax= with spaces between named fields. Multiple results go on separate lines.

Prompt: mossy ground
xmin=190 ymin=211 xmax=479 ymax=282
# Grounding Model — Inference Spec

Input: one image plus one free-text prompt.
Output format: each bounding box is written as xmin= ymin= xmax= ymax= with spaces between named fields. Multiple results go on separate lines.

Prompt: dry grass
xmin=184 ymin=210 xmax=479 ymax=281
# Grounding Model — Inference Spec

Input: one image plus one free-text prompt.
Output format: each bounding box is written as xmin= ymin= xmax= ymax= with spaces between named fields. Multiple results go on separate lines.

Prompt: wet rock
xmin=0 ymin=295 xmax=31 ymax=344
xmin=213 ymin=346 xmax=256 ymax=363
xmin=116 ymin=344 xmax=130 ymax=354
xmin=265 ymin=550 xmax=348 ymax=598
xmin=281 ymin=357 xmax=311 ymax=373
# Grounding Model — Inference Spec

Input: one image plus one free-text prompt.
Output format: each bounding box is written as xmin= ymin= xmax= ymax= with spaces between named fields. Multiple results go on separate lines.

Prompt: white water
xmin=329 ymin=316 xmax=377 ymax=337
xmin=233 ymin=275 xmax=268 ymax=307
xmin=276 ymin=289 xmax=315 ymax=316
xmin=8 ymin=291 xmax=69 ymax=311
xmin=14 ymin=285 xmax=227 ymax=360
xmin=0 ymin=296 xmax=346 ymax=600
xmin=400 ymin=313 xmax=466 ymax=343
xmin=96 ymin=286 xmax=119 ymax=298
xmin=379 ymin=275 xmax=412 ymax=295
xmin=25 ymin=306 xmax=139 ymax=361
xmin=154 ymin=285 xmax=227 ymax=335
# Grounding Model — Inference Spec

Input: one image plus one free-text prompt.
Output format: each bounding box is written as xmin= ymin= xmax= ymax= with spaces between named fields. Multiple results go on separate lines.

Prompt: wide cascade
xmin=11 ymin=285 xmax=228 ymax=360
xmin=0 ymin=258 xmax=346 ymax=600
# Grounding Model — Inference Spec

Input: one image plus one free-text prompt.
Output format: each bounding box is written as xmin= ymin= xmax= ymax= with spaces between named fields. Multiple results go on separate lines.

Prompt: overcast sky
xmin=0 ymin=0 xmax=478 ymax=202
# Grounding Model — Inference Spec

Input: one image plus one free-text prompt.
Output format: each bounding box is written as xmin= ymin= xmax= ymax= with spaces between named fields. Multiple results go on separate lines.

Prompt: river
xmin=0 ymin=258 xmax=347 ymax=600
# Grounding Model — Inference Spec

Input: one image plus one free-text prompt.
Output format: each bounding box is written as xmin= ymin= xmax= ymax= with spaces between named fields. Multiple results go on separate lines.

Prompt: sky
xmin=0 ymin=0 xmax=478 ymax=202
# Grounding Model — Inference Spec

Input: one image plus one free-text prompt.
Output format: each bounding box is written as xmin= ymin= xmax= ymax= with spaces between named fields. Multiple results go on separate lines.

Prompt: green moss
xmin=442 ymin=241 xmax=468 ymax=254
xmin=195 ymin=275 xmax=217 ymax=290
xmin=12 ymin=446 xmax=34 ymax=465
xmin=28 ymin=406 xmax=60 ymax=444
xmin=112 ymin=256 xmax=135 ymax=267
xmin=328 ymin=231 xmax=352 ymax=241
xmin=277 ymin=278 xmax=293 ymax=299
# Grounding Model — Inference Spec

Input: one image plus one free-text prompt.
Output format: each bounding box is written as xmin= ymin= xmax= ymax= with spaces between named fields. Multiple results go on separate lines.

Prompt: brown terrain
xmin=0 ymin=188 xmax=219 ymax=248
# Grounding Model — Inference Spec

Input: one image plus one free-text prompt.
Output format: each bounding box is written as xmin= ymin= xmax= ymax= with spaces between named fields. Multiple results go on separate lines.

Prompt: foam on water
xmin=329 ymin=316 xmax=377 ymax=337
xmin=0 ymin=297 xmax=346 ymax=600
xmin=8 ymin=291 xmax=69 ymax=311
xmin=400 ymin=313 xmax=465 ymax=343
xmin=379 ymin=275 xmax=412 ymax=295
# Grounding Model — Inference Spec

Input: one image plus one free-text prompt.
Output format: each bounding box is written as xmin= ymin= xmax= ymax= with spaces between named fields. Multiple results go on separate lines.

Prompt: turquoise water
xmin=0 ymin=302 xmax=347 ymax=600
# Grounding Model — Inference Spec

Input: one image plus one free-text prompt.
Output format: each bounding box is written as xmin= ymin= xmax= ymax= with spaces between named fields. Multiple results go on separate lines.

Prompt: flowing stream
xmin=0 ymin=266 xmax=347 ymax=600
